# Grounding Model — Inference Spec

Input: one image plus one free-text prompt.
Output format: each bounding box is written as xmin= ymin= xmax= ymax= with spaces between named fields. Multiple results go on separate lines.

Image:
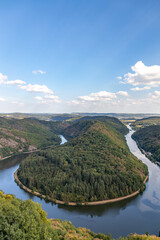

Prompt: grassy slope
xmin=0 ymin=192 xmax=158 ymax=240
xmin=18 ymin=117 xmax=148 ymax=203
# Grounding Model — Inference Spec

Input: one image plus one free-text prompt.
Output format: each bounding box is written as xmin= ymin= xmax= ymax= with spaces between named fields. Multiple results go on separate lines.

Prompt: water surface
xmin=0 ymin=128 xmax=160 ymax=238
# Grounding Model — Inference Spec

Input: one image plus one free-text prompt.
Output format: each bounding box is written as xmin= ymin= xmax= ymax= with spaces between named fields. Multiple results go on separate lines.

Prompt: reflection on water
xmin=0 ymin=154 xmax=28 ymax=170
xmin=0 ymin=131 xmax=160 ymax=238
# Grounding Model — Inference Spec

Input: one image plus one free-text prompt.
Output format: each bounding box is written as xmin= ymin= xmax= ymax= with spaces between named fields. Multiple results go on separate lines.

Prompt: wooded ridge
xmin=17 ymin=117 xmax=148 ymax=203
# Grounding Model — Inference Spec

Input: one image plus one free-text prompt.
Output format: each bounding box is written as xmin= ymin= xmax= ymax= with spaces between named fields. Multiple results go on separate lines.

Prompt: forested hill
xmin=0 ymin=191 xmax=157 ymax=240
xmin=131 ymin=117 xmax=160 ymax=130
xmin=132 ymin=125 xmax=160 ymax=163
xmin=18 ymin=118 xmax=148 ymax=203
xmin=62 ymin=116 xmax=128 ymax=140
xmin=0 ymin=117 xmax=69 ymax=159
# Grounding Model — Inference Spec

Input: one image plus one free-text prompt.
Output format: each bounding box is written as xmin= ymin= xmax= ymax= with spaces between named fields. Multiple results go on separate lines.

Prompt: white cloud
xmin=32 ymin=70 xmax=46 ymax=75
xmin=120 ymin=81 xmax=126 ymax=84
xmin=72 ymin=90 xmax=128 ymax=105
xmin=117 ymin=91 xmax=128 ymax=96
xmin=131 ymin=86 xmax=151 ymax=91
xmin=124 ymin=61 xmax=160 ymax=87
xmin=44 ymin=95 xmax=60 ymax=102
xmin=68 ymin=93 xmax=160 ymax=113
xmin=117 ymin=76 xmax=122 ymax=80
xmin=34 ymin=96 xmax=43 ymax=101
xmin=11 ymin=101 xmax=24 ymax=106
xmin=0 ymin=73 xmax=8 ymax=84
xmin=0 ymin=97 xmax=6 ymax=101
xmin=5 ymin=80 xmax=26 ymax=85
xmin=149 ymin=91 xmax=160 ymax=99
xmin=78 ymin=91 xmax=117 ymax=102
xmin=0 ymin=73 xmax=26 ymax=86
xmin=34 ymin=94 xmax=60 ymax=103
xmin=19 ymin=84 xmax=53 ymax=94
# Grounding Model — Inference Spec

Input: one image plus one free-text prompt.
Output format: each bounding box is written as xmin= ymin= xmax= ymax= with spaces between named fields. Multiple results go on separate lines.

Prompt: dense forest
xmin=18 ymin=117 xmax=148 ymax=203
xmin=132 ymin=125 xmax=160 ymax=163
xmin=0 ymin=117 xmax=70 ymax=159
xmin=0 ymin=191 xmax=158 ymax=240
xmin=63 ymin=116 xmax=129 ymax=139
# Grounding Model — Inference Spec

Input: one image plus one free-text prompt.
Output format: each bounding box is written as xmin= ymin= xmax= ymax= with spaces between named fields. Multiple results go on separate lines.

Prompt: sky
xmin=0 ymin=0 xmax=160 ymax=113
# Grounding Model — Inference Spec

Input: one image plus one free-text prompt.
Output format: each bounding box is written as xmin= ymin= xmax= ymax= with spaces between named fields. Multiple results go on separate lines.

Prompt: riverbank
xmin=0 ymin=144 xmax=57 ymax=162
xmin=1 ymin=126 xmax=157 ymax=238
xmin=0 ymin=135 xmax=66 ymax=163
xmin=14 ymin=169 xmax=148 ymax=206
xmin=132 ymin=136 xmax=160 ymax=167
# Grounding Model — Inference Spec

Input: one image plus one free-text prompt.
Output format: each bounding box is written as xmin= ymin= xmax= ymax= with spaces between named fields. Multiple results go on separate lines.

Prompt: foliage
xmin=132 ymin=125 xmax=160 ymax=163
xmin=0 ymin=191 xmax=158 ymax=240
xmin=18 ymin=118 xmax=148 ymax=203
xmin=0 ymin=191 xmax=113 ymax=240
xmin=51 ymin=219 xmax=112 ymax=240
xmin=0 ymin=191 xmax=59 ymax=240
xmin=64 ymin=116 xmax=129 ymax=139
xmin=0 ymin=117 xmax=69 ymax=158
xmin=131 ymin=117 xmax=160 ymax=130
xmin=120 ymin=234 xmax=160 ymax=240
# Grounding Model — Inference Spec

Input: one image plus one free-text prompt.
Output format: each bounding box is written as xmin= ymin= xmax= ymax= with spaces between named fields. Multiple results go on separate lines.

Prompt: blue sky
xmin=0 ymin=0 xmax=160 ymax=113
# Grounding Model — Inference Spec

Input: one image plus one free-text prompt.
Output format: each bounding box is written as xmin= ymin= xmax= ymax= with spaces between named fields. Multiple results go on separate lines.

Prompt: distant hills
xmin=131 ymin=117 xmax=160 ymax=130
xmin=0 ymin=112 xmax=160 ymax=121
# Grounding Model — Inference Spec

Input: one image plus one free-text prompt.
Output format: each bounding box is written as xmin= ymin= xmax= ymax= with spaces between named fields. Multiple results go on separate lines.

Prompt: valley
xmin=0 ymin=116 xmax=159 ymax=237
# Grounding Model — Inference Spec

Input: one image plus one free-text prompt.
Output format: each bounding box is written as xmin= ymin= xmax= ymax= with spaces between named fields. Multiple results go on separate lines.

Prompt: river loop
xmin=0 ymin=126 xmax=160 ymax=238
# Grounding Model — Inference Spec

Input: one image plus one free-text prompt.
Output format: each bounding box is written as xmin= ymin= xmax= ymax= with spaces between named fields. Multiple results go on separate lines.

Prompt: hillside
xmin=63 ymin=116 xmax=128 ymax=139
xmin=0 ymin=117 xmax=69 ymax=159
xmin=18 ymin=117 xmax=148 ymax=203
xmin=0 ymin=191 xmax=110 ymax=240
xmin=132 ymin=125 xmax=160 ymax=163
xmin=131 ymin=117 xmax=160 ymax=130
xmin=0 ymin=191 xmax=158 ymax=240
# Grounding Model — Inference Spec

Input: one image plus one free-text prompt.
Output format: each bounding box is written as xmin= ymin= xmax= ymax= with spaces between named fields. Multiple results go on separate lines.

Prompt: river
xmin=0 ymin=127 xmax=160 ymax=238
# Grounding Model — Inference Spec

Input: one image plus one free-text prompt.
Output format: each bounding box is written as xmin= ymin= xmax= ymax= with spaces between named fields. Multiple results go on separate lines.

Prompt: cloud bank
xmin=5 ymin=80 xmax=26 ymax=85
xmin=19 ymin=84 xmax=53 ymax=94
xmin=72 ymin=90 xmax=128 ymax=105
xmin=34 ymin=94 xmax=60 ymax=103
xmin=123 ymin=61 xmax=160 ymax=87
xmin=0 ymin=73 xmax=26 ymax=86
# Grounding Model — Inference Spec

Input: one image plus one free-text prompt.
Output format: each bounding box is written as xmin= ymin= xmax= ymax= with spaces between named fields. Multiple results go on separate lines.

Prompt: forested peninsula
xmin=17 ymin=117 xmax=148 ymax=204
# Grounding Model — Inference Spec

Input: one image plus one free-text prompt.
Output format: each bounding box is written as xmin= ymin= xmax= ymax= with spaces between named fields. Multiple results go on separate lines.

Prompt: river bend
xmin=0 ymin=127 xmax=160 ymax=238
